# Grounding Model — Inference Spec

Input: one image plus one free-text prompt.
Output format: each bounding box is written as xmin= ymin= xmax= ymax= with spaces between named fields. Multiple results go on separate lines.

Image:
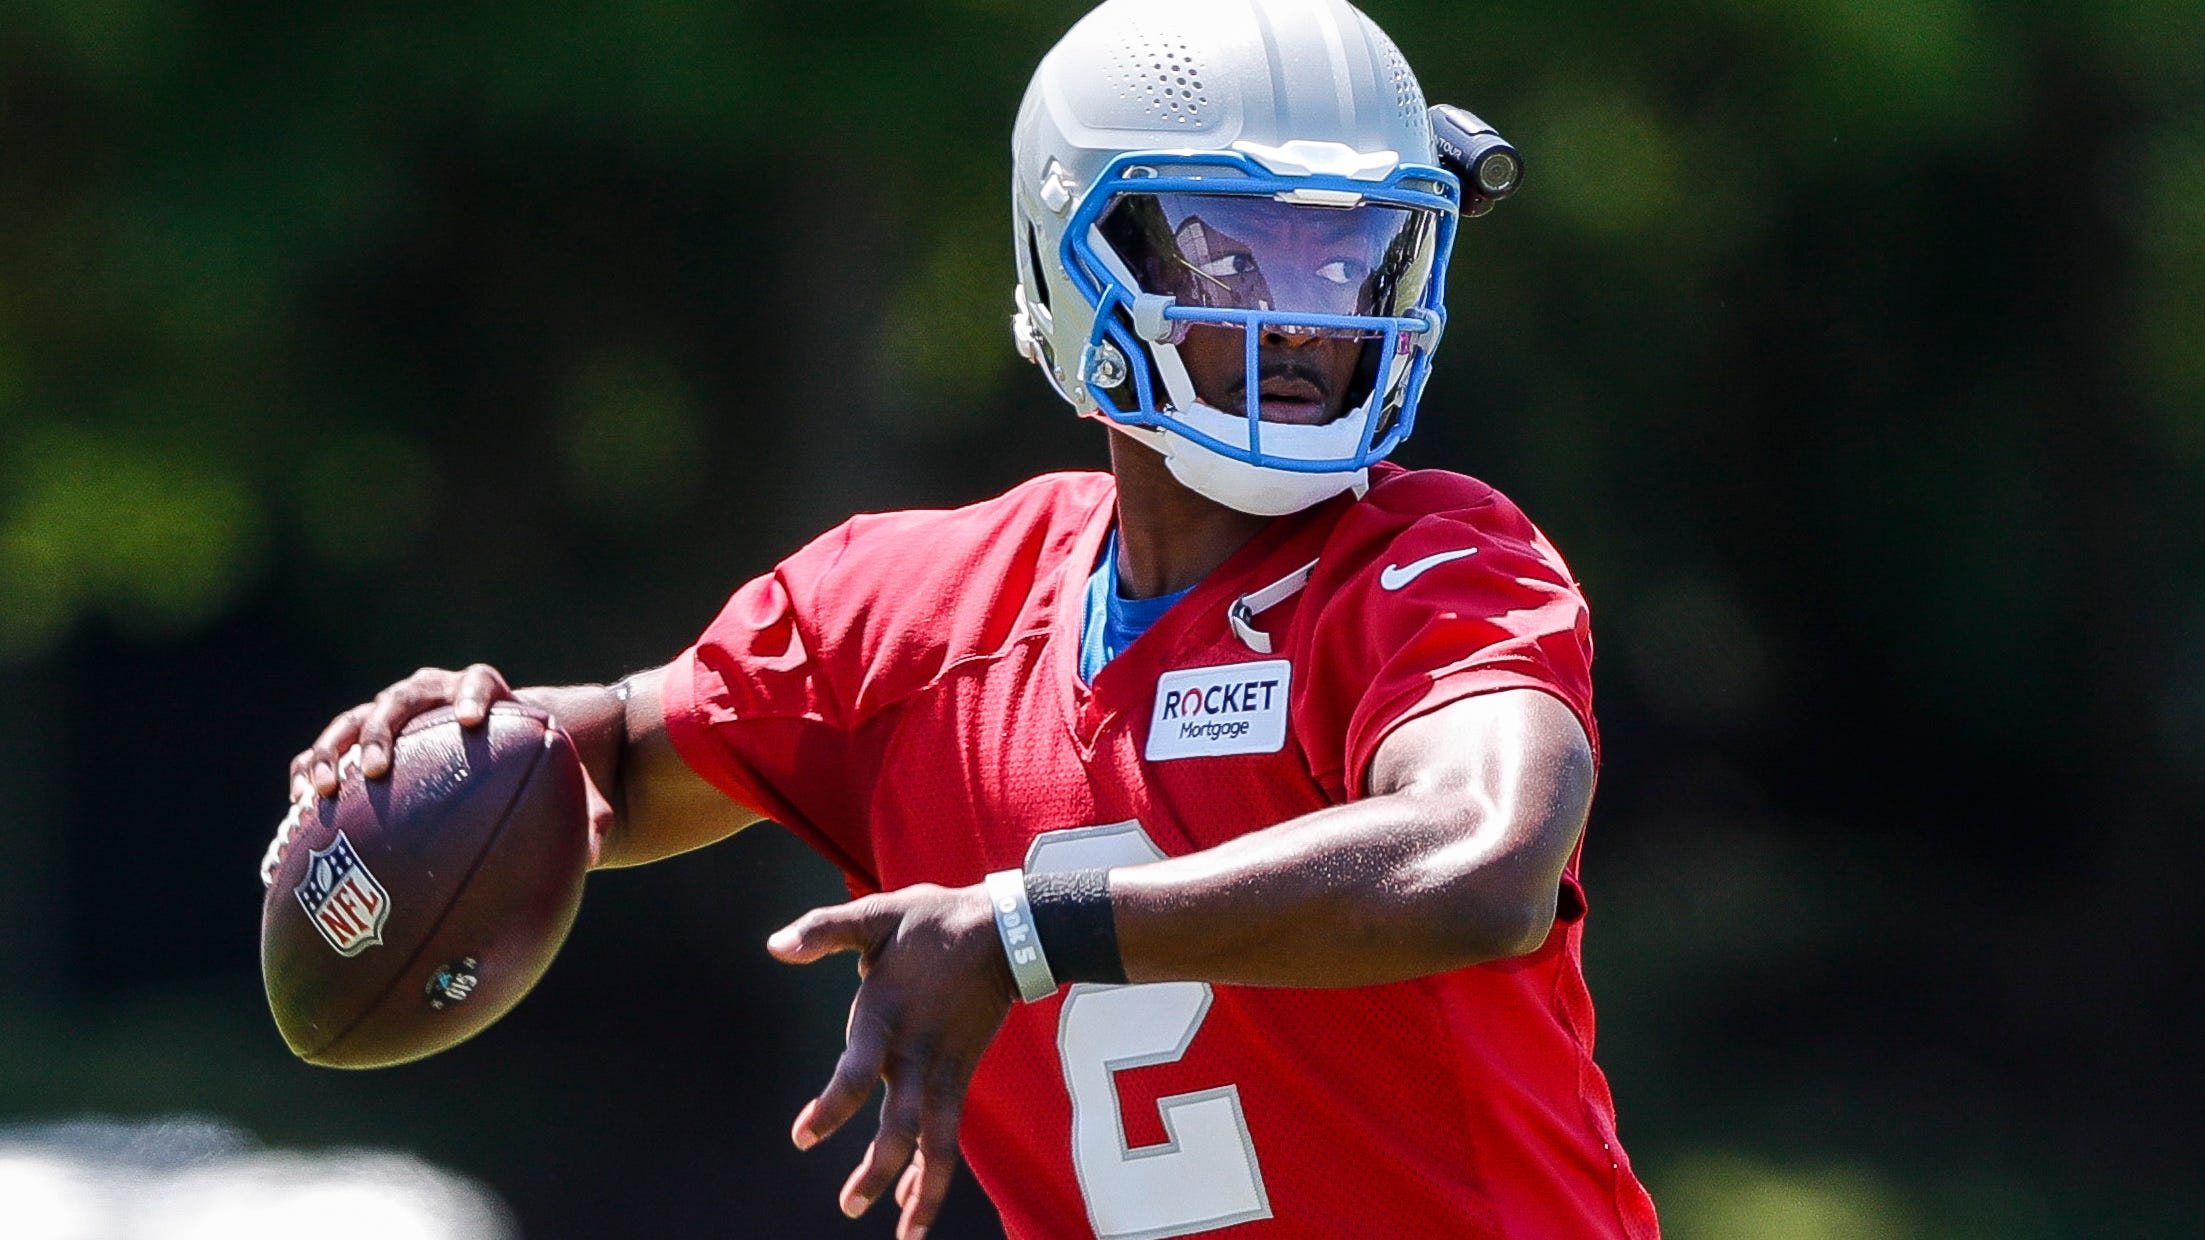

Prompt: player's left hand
xmin=768 ymin=883 xmax=1017 ymax=1240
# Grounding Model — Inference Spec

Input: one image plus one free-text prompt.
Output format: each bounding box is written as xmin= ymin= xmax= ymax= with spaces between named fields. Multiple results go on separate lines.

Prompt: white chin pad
xmin=1158 ymin=402 xmax=1370 ymax=515
xmin=1169 ymin=400 xmax=1375 ymax=461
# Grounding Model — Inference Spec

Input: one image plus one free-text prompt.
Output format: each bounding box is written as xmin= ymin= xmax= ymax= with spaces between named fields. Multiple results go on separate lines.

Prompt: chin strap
xmin=1229 ymin=558 xmax=1320 ymax=654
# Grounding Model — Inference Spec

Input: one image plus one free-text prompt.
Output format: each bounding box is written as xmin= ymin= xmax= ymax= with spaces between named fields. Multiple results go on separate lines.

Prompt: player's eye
xmin=1197 ymin=252 xmax=1255 ymax=279
xmin=1315 ymin=258 xmax=1366 ymax=285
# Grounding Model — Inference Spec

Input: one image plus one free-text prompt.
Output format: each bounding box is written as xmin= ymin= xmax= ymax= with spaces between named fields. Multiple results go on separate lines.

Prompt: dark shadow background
xmin=2 ymin=1 xmax=2201 ymax=1236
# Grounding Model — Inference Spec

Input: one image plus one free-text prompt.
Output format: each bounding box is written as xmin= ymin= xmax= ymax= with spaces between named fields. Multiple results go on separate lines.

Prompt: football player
xmin=282 ymin=1 xmax=1660 ymax=1236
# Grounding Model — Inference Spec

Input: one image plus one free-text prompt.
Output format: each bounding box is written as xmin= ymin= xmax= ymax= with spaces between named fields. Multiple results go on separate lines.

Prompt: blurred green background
xmin=2 ymin=0 xmax=2201 ymax=1235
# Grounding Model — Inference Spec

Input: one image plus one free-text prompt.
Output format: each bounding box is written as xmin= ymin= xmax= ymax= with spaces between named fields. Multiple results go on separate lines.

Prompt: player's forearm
xmin=1103 ymin=691 xmax=1595 ymax=989
xmin=510 ymin=682 xmax=627 ymax=789
xmin=1108 ymin=788 xmax=1572 ymax=988
xmin=511 ymin=681 xmax=629 ymax=866
xmin=523 ymin=668 xmax=765 ymax=869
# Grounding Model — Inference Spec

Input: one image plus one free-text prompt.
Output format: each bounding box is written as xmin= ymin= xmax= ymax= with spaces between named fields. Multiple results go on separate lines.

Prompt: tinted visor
xmin=1100 ymin=192 xmax=1437 ymax=327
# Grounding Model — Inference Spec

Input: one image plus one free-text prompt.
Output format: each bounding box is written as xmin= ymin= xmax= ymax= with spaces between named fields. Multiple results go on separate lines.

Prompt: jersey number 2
xmin=1027 ymin=823 xmax=1272 ymax=1239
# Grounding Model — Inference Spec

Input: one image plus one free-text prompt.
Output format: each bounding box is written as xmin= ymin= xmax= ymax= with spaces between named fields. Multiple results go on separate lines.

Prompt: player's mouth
xmin=1234 ymin=364 xmax=1335 ymax=425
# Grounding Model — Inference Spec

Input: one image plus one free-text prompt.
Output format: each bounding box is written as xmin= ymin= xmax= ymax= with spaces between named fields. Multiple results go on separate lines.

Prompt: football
xmin=261 ymin=702 xmax=591 ymax=1068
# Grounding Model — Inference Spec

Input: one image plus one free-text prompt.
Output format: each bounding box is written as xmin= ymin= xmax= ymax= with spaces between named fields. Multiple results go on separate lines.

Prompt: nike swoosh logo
xmin=1379 ymin=547 xmax=1478 ymax=590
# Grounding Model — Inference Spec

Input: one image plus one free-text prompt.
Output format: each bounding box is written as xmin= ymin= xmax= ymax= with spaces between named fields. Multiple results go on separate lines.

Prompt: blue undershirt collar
xmin=1079 ymin=530 xmax=1194 ymax=683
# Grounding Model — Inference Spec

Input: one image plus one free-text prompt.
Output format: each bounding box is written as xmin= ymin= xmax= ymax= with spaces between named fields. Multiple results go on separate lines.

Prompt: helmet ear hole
xmin=1025 ymin=224 xmax=1052 ymax=310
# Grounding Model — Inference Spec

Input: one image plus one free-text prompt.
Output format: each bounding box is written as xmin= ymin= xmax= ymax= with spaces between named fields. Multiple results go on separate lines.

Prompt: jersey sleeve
xmin=656 ymin=474 xmax=1108 ymax=894
xmin=659 ymin=522 xmax=881 ymax=890
xmin=1291 ymin=477 xmax=1593 ymax=821
xmin=1294 ymin=480 xmax=1596 ymax=921
xmin=1341 ymin=516 xmax=1595 ymax=792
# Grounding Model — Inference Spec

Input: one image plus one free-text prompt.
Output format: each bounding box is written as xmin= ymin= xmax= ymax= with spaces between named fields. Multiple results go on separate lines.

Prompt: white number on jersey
xmin=1026 ymin=823 xmax=1272 ymax=1239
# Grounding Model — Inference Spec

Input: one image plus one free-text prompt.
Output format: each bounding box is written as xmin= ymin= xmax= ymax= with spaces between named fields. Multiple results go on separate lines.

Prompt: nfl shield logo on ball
xmin=294 ymin=830 xmax=391 ymax=957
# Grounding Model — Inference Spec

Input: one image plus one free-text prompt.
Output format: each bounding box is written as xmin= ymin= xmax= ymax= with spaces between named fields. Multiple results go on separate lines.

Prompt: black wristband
xmin=1025 ymin=867 xmax=1127 ymax=986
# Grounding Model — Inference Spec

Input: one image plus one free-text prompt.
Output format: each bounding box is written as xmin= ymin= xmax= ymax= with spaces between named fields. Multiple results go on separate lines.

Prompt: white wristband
xmin=984 ymin=868 xmax=1058 ymax=1003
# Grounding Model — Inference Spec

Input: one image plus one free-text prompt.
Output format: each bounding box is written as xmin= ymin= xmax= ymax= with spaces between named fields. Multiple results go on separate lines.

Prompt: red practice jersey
xmin=663 ymin=466 xmax=1659 ymax=1239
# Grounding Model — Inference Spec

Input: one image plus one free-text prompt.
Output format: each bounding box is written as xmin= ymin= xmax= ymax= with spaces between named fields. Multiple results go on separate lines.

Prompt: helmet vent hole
xmin=1378 ymin=34 xmax=1429 ymax=135
xmin=1107 ymin=20 xmax=1206 ymax=122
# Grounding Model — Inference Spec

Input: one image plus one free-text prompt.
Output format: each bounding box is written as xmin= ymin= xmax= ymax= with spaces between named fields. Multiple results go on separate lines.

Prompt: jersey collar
xmin=1053 ymin=477 xmax=1359 ymax=750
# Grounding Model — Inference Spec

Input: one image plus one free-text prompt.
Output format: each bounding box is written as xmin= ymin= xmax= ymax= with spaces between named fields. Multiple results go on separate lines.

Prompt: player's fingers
xmin=894 ymin=1157 xmax=924 ymax=1212
xmin=452 ymin=663 xmax=512 ymax=727
xmin=899 ymin=1062 xmax=970 ymax=1239
xmin=288 ymin=750 xmax=317 ymax=802
xmin=358 ymin=670 xmax=455 ymax=779
xmin=794 ymin=1005 xmax=891 ymax=1150
xmin=840 ymin=1069 xmax=924 ymax=1219
xmin=306 ymin=706 xmax=371 ymax=797
xmin=898 ymin=1147 xmax=957 ymax=1240
xmin=767 ymin=897 xmax=889 ymax=965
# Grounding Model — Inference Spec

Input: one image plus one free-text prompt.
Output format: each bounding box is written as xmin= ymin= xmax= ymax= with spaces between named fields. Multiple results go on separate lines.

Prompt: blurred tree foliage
xmin=2 ymin=1 xmax=2202 ymax=1236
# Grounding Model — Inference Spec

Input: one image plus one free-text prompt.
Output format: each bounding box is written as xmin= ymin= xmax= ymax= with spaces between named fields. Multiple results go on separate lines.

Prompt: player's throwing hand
xmin=287 ymin=664 xmax=518 ymax=801
xmin=769 ymin=884 xmax=1018 ymax=1240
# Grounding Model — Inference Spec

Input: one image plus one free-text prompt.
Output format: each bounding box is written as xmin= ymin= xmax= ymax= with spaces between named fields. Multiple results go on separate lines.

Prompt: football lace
xmin=260 ymin=798 xmax=308 ymax=889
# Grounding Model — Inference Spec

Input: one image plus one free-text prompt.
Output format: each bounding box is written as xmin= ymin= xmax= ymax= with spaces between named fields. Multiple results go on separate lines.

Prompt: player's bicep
xmin=599 ymin=666 xmax=766 ymax=869
xmin=1365 ymin=689 xmax=1593 ymax=945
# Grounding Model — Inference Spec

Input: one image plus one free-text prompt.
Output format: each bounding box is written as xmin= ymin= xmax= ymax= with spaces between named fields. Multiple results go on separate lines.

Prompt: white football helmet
xmin=1011 ymin=0 xmax=1461 ymax=515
